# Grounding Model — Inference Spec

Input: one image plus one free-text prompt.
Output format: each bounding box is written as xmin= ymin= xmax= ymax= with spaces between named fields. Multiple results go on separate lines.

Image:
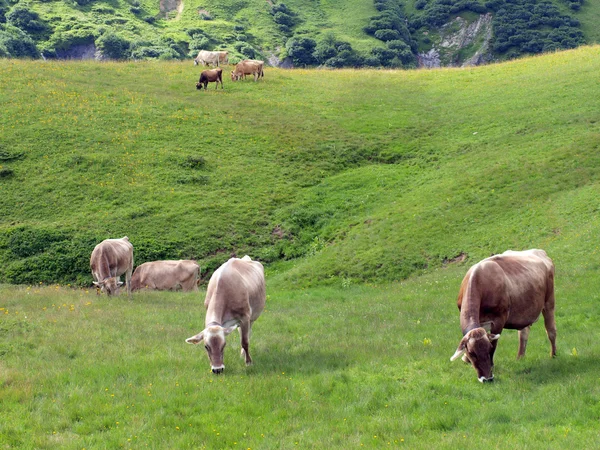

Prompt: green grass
xmin=3 ymin=45 xmax=600 ymax=448
xmin=2 ymin=47 xmax=600 ymax=286
xmin=1 ymin=261 xmax=600 ymax=448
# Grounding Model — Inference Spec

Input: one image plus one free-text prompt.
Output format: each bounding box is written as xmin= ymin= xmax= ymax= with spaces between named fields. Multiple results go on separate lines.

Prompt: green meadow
xmin=2 ymin=46 xmax=600 ymax=447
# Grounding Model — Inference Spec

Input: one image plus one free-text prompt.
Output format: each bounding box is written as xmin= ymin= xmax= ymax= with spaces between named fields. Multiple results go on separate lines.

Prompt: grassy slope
xmin=2 ymin=47 xmax=600 ymax=286
xmin=23 ymin=0 xmax=598 ymax=61
xmin=2 ymin=47 xmax=600 ymax=448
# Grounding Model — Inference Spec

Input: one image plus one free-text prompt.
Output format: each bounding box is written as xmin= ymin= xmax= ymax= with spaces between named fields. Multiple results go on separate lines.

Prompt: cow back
xmin=90 ymin=237 xmax=134 ymax=281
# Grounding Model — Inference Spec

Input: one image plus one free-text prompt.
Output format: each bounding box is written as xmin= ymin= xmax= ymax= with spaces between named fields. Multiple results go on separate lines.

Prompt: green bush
xmin=95 ymin=32 xmax=130 ymax=59
xmin=6 ymin=4 xmax=48 ymax=37
xmin=0 ymin=25 xmax=40 ymax=58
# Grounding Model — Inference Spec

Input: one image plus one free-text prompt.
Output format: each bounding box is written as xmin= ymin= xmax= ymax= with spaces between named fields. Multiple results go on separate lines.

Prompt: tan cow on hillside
xmin=186 ymin=255 xmax=265 ymax=374
xmin=130 ymin=260 xmax=200 ymax=292
xmin=451 ymin=249 xmax=557 ymax=383
xmin=90 ymin=236 xmax=134 ymax=296
xmin=231 ymin=60 xmax=263 ymax=82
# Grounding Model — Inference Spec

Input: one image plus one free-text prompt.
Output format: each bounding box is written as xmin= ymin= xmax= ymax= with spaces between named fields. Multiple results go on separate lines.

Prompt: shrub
xmin=95 ymin=32 xmax=130 ymax=59
xmin=0 ymin=25 xmax=40 ymax=58
xmin=285 ymin=36 xmax=316 ymax=66
xmin=374 ymin=28 xmax=400 ymax=41
xmin=6 ymin=5 xmax=48 ymax=36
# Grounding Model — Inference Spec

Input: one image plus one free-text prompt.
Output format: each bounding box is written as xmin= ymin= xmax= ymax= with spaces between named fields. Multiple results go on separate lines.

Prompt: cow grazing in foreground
xmin=194 ymin=50 xmax=228 ymax=67
xmin=186 ymin=256 xmax=265 ymax=374
xmin=231 ymin=60 xmax=263 ymax=82
xmin=196 ymin=68 xmax=223 ymax=90
xmin=451 ymin=249 xmax=557 ymax=383
xmin=130 ymin=260 xmax=200 ymax=292
xmin=90 ymin=236 xmax=134 ymax=296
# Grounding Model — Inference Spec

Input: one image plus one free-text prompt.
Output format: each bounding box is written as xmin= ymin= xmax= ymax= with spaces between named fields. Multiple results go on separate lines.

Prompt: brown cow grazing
xmin=451 ymin=249 xmax=557 ymax=383
xmin=90 ymin=237 xmax=134 ymax=296
xmin=231 ymin=60 xmax=263 ymax=82
xmin=196 ymin=68 xmax=223 ymax=90
xmin=186 ymin=255 xmax=265 ymax=374
xmin=130 ymin=260 xmax=200 ymax=292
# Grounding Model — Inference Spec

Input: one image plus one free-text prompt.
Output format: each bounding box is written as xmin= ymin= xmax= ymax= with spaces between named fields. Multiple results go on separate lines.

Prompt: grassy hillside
xmin=2 ymin=46 xmax=600 ymax=287
xmin=2 ymin=46 xmax=600 ymax=449
xmin=0 ymin=0 xmax=596 ymax=65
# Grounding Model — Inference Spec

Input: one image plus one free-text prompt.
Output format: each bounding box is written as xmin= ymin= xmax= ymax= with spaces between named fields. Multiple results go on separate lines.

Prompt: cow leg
xmin=489 ymin=338 xmax=499 ymax=372
xmin=543 ymin=306 xmax=557 ymax=357
xmin=238 ymin=318 xmax=252 ymax=365
xmin=517 ymin=326 xmax=530 ymax=359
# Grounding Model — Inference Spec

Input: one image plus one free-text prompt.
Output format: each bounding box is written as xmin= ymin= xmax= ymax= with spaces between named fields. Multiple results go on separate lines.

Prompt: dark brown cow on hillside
xmin=196 ymin=68 xmax=223 ymax=90
xmin=90 ymin=236 xmax=134 ymax=296
xmin=451 ymin=249 xmax=557 ymax=383
xmin=131 ymin=260 xmax=200 ymax=292
xmin=186 ymin=255 xmax=265 ymax=374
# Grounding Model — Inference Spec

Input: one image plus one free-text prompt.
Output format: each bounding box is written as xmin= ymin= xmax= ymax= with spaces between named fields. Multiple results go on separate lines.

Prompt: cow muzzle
xmin=478 ymin=375 xmax=494 ymax=383
xmin=211 ymin=365 xmax=224 ymax=374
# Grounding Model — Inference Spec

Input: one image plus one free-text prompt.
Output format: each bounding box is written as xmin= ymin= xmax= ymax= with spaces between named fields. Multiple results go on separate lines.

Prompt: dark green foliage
xmin=285 ymin=36 xmax=317 ymax=66
xmin=270 ymin=2 xmax=297 ymax=34
xmin=0 ymin=149 xmax=24 ymax=161
xmin=374 ymin=28 xmax=401 ymax=41
xmin=488 ymin=0 xmax=584 ymax=56
xmin=0 ymin=25 xmax=40 ymax=58
xmin=234 ymin=41 xmax=256 ymax=58
xmin=40 ymin=25 xmax=97 ymax=59
xmin=312 ymin=33 xmax=364 ymax=67
xmin=562 ymin=0 xmax=583 ymax=10
xmin=131 ymin=37 xmax=183 ymax=60
xmin=95 ymin=32 xmax=130 ymax=59
xmin=181 ymin=155 xmax=206 ymax=169
xmin=0 ymin=227 xmax=99 ymax=285
xmin=365 ymin=0 xmax=416 ymax=67
xmin=0 ymin=168 xmax=14 ymax=178
xmin=0 ymin=4 xmax=7 ymax=24
xmin=6 ymin=4 xmax=48 ymax=37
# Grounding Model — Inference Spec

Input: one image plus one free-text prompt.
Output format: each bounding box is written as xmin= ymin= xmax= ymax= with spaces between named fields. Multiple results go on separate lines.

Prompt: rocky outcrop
xmin=418 ymin=13 xmax=494 ymax=68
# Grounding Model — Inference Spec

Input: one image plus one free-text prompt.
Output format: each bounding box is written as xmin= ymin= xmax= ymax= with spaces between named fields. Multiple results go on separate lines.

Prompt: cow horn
xmin=450 ymin=347 xmax=466 ymax=362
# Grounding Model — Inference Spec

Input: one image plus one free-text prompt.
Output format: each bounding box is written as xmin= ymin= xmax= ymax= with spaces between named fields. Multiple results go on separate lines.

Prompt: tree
xmin=96 ymin=32 xmax=130 ymax=60
xmin=285 ymin=37 xmax=316 ymax=66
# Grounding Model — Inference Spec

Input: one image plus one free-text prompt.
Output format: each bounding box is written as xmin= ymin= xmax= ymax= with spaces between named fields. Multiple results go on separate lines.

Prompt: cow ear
xmin=223 ymin=325 xmax=238 ymax=336
xmin=186 ymin=332 xmax=204 ymax=344
xmin=450 ymin=337 xmax=468 ymax=362
xmin=93 ymin=282 xmax=100 ymax=286
xmin=488 ymin=333 xmax=501 ymax=342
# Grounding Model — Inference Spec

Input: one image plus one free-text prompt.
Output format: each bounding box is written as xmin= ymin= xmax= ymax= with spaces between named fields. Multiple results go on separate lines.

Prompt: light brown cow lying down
xmin=90 ymin=236 xmax=134 ymax=296
xmin=186 ymin=255 xmax=265 ymax=374
xmin=130 ymin=260 xmax=200 ymax=292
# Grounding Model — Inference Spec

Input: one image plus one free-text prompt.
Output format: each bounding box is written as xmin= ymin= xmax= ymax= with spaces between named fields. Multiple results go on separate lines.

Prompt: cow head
xmin=194 ymin=59 xmax=199 ymax=66
xmin=450 ymin=328 xmax=500 ymax=383
xmin=93 ymin=277 xmax=123 ymax=296
xmin=196 ymin=82 xmax=203 ymax=90
xmin=231 ymin=72 xmax=239 ymax=81
xmin=186 ymin=325 xmax=237 ymax=374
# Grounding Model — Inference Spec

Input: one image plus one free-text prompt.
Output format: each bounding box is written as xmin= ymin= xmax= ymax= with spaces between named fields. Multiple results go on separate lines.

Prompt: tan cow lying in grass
xmin=186 ymin=256 xmax=265 ymax=374
xmin=90 ymin=236 xmax=134 ymax=296
xmin=130 ymin=260 xmax=200 ymax=292
xmin=451 ymin=249 xmax=557 ymax=383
